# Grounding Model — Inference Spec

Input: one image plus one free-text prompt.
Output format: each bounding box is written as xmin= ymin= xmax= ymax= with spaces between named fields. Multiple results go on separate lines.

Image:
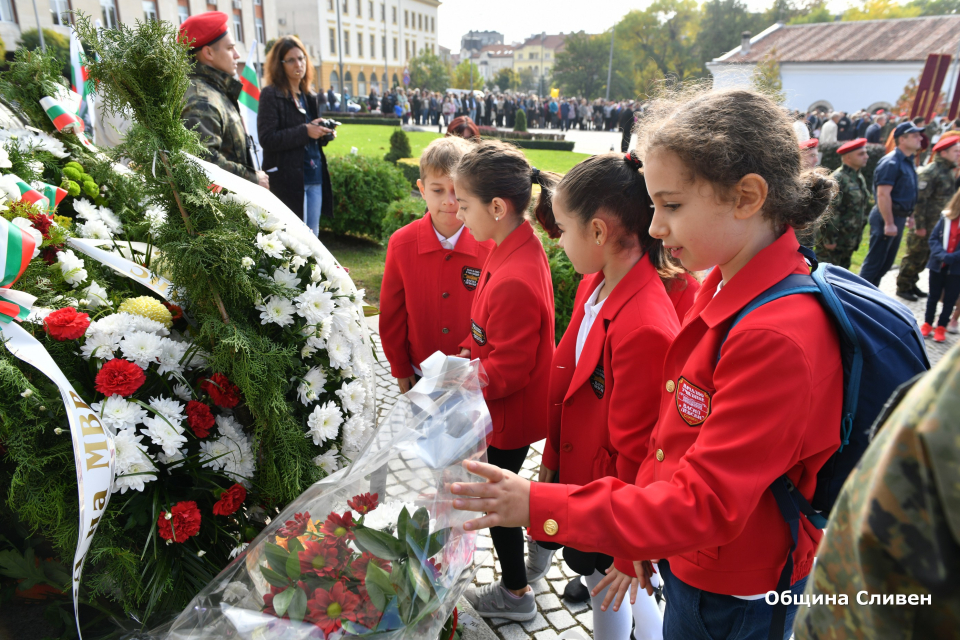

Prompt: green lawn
xmin=319 ymin=230 xmax=387 ymax=304
xmin=849 ymin=227 xmax=907 ymax=274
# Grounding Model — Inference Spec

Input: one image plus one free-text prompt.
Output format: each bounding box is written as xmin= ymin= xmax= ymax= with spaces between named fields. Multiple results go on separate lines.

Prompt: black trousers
xmin=486 ymin=444 xmax=530 ymax=590
xmin=926 ymin=269 xmax=960 ymax=326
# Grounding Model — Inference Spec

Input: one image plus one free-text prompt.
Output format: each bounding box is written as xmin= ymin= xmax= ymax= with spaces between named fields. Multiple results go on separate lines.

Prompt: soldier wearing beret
xmin=896 ymin=135 xmax=960 ymax=301
xmin=816 ymin=138 xmax=872 ymax=269
xmin=180 ymin=12 xmax=268 ymax=187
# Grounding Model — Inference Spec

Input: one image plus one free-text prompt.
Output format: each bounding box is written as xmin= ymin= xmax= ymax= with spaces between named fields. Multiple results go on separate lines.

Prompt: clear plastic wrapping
xmin=159 ymin=353 xmax=491 ymax=640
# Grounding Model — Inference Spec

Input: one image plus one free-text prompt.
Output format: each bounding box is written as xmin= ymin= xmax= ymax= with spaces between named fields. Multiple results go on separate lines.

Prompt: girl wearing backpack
xmin=450 ymin=88 xmax=844 ymax=640
xmin=526 ymin=151 xmax=681 ymax=639
xmin=921 ymin=190 xmax=960 ymax=343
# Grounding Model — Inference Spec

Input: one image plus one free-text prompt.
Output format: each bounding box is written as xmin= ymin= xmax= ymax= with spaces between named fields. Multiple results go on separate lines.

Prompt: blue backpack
xmin=719 ymin=246 xmax=930 ymax=639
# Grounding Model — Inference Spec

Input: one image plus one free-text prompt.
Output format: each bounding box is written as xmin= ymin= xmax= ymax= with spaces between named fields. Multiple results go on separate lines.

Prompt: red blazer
xmin=543 ymin=257 xmax=679 ymax=488
xmin=465 ymin=221 xmax=555 ymax=450
xmin=665 ymin=272 xmax=701 ymax=325
xmin=380 ymin=214 xmax=493 ymax=378
xmin=529 ymin=228 xmax=842 ymax=595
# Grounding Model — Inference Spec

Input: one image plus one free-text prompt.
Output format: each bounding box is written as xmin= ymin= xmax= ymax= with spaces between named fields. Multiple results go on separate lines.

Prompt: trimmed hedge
xmin=397 ymin=158 xmax=421 ymax=188
xmin=381 ymin=195 xmax=426 ymax=244
xmin=536 ymin=228 xmax=580 ymax=342
xmin=323 ymin=155 xmax=411 ymax=238
xmin=818 ymin=141 xmax=887 ymax=189
xmin=321 ymin=115 xmax=402 ymax=126
xmin=514 ymin=108 xmax=527 ymax=133
xmin=384 ymin=128 xmax=413 ymax=164
xmin=499 ymin=138 xmax=576 ymax=152
xmin=477 ymin=126 xmax=566 ymax=141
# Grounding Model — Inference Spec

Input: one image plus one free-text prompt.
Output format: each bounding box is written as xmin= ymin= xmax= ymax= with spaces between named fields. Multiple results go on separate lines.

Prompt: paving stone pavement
xmin=365 ymin=263 xmax=953 ymax=640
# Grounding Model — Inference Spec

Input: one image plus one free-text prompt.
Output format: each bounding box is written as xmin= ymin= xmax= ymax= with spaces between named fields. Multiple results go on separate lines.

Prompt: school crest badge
xmin=462 ymin=266 xmax=481 ymax=291
xmin=590 ymin=365 xmax=605 ymax=399
xmin=471 ymin=320 xmax=487 ymax=346
xmin=676 ymin=377 xmax=711 ymax=426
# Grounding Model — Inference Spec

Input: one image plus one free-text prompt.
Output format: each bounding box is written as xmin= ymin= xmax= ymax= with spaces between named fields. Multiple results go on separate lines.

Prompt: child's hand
xmin=635 ymin=560 xmax=657 ymax=597
xmin=593 ymin=566 xmax=639 ymax=612
xmin=451 ymin=460 xmax=531 ymax=530
xmin=458 ymin=348 xmax=471 ymax=358
xmin=537 ymin=465 xmax=556 ymax=483
xmin=397 ymin=376 xmax=416 ymax=394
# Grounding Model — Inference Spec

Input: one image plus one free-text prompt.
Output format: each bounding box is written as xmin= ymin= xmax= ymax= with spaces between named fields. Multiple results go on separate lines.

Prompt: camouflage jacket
xmin=914 ymin=155 xmax=956 ymax=231
xmin=820 ymin=164 xmax=871 ymax=247
xmin=182 ymin=63 xmax=256 ymax=183
xmin=794 ymin=345 xmax=960 ymax=639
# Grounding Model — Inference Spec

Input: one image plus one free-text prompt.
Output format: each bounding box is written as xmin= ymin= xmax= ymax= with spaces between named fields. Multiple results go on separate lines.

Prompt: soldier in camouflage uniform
xmin=793 ymin=343 xmax=960 ymax=639
xmin=179 ymin=12 xmax=267 ymax=187
xmin=896 ymin=135 xmax=960 ymax=300
xmin=816 ymin=138 xmax=872 ymax=269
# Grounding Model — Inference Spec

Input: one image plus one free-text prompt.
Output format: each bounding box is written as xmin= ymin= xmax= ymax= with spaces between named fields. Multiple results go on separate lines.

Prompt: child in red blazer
xmin=380 ymin=137 xmax=493 ymax=392
xmin=526 ymin=151 xmax=680 ymax=639
xmin=452 ymin=140 xmax=555 ymax=622
xmin=451 ymin=89 xmax=843 ymax=640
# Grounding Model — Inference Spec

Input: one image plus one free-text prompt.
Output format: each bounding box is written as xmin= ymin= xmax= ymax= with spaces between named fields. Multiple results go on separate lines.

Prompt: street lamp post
xmin=605 ymin=23 xmax=615 ymax=101
xmin=335 ymin=0 xmax=346 ymax=112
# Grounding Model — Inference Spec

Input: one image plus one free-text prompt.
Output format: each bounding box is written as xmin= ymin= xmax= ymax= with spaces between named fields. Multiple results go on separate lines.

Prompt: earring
xmin=596 ymin=239 xmax=601 ymax=245
xmin=495 ymin=216 xmax=500 ymax=221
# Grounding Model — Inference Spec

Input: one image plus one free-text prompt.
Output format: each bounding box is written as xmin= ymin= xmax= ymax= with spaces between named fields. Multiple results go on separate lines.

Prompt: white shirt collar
xmin=435 ymin=223 xmax=465 ymax=251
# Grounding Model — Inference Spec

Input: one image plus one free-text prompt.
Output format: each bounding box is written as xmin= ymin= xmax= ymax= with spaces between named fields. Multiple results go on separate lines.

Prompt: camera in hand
xmin=316 ymin=118 xmax=340 ymax=144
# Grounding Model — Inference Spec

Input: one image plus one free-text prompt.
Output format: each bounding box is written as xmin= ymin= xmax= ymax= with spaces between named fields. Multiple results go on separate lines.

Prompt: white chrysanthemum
xmin=309 ymin=264 xmax=325 ymax=283
xmin=113 ymin=427 xmax=145 ymax=467
xmin=255 ymin=232 xmax=285 ymax=259
xmin=313 ymin=447 xmax=341 ymax=474
xmin=30 ymin=131 xmax=68 ymax=158
xmin=120 ymin=331 xmax=163 ymax=368
xmin=91 ymin=312 xmax=132 ymax=336
xmin=80 ymin=330 xmax=119 ymax=360
xmin=141 ymin=415 xmax=187 ymax=457
xmin=297 ymin=367 xmax=328 ymax=405
xmin=73 ymin=198 xmax=100 ymax=221
xmin=241 ymin=256 xmax=255 ymax=270
xmin=351 ymin=350 xmax=372 ymax=380
xmin=157 ymin=449 xmax=186 ymax=469
xmin=335 ymin=379 xmax=366 ymax=415
xmin=290 ymin=255 xmax=307 ymax=270
xmin=272 ymin=267 xmax=301 ymax=290
xmin=92 ymin=395 xmax=147 ymax=432
xmin=113 ymin=429 xmax=157 ymax=494
xmin=126 ymin=313 xmax=170 ymax=336
xmin=222 ymin=581 xmax=249 ymax=603
xmin=97 ymin=206 xmax=122 ymax=233
xmin=144 ymin=205 xmax=167 ymax=234
xmin=57 ymin=249 xmax=88 ymax=287
xmin=172 ymin=383 xmax=192 ymax=402
xmin=256 ymin=295 xmax=296 ymax=327
xmin=0 ymin=146 xmax=10 ymax=169
xmin=81 ymin=280 xmax=110 ymax=309
xmin=149 ymin=396 xmax=185 ymax=423
xmin=305 ymin=401 xmax=343 ymax=446
xmin=157 ymin=338 xmax=188 ymax=377
xmin=279 ymin=232 xmax=311 ymax=258
xmin=0 ymin=174 xmax=21 ymax=202
xmin=362 ymin=501 xmax=417 ymax=532
xmin=326 ymin=333 xmax=353 ymax=370
xmin=246 ymin=206 xmax=282 ymax=231
xmin=228 ymin=543 xmax=249 ymax=559
xmin=24 ymin=307 xmax=52 ymax=324
xmin=295 ymin=283 xmax=335 ymax=324
xmin=331 ymin=308 xmax=362 ymax=343
xmin=77 ymin=219 xmax=113 ymax=240
xmin=201 ymin=415 xmax=255 ymax=487
xmin=341 ymin=415 xmax=369 ymax=450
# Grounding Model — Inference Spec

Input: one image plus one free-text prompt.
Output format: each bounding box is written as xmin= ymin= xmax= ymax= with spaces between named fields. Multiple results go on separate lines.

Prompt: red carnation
xmin=157 ymin=500 xmax=202 ymax=542
xmin=94 ymin=358 xmax=146 ymax=397
xmin=320 ymin=512 xmax=355 ymax=544
xmin=201 ymin=373 xmax=241 ymax=408
xmin=27 ymin=212 xmax=52 ymax=238
xmin=44 ymin=307 xmax=91 ymax=341
xmin=41 ymin=244 xmax=63 ymax=265
xmin=347 ymin=492 xmax=379 ymax=515
xmin=277 ymin=512 xmax=311 ymax=539
xmin=212 ymin=483 xmax=247 ymax=516
xmin=163 ymin=302 xmax=183 ymax=322
xmin=185 ymin=401 xmax=215 ymax=438
xmin=305 ymin=582 xmax=360 ymax=634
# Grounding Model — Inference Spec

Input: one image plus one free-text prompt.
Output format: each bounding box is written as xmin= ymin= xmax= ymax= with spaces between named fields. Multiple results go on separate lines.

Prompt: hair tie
xmin=531 ymin=167 xmax=540 ymax=184
xmin=624 ymin=153 xmax=642 ymax=169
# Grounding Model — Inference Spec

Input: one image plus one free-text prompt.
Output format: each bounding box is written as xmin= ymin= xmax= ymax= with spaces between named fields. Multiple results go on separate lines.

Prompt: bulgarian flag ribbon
xmin=238 ymin=40 xmax=262 ymax=169
xmin=70 ymin=28 xmax=95 ymax=136
xmin=13 ymin=178 xmax=50 ymax=212
xmin=38 ymin=182 xmax=68 ymax=213
xmin=0 ymin=216 xmax=38 ymax=323
xmin=40 ymin=96 xmax=84 ymax=134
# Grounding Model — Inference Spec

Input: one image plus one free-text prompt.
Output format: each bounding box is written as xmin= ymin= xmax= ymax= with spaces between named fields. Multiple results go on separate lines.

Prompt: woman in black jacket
xmin=258 ymin=35 xmax=334 ymax=235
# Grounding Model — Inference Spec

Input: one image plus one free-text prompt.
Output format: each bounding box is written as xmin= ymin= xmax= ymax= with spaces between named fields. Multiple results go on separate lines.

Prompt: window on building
xmin=370 ymin=34 xmax=375 ymax=58
xmin=254 ymin=0 xmax=260 ymax=5
xmin=327 ymin=0 xmax=333 ymax=9
xmin=392 ymin=73 xmax=398 ymax=87
xmin=344 ymin=71 xmax=353 ymax=95
xmin=357 ymin=32 xmax=363 ymax=57
xmin=412 ymin=39 xmax=416 ymax=56
xmin=100 ymin=0 xmax=118 ymax=28
xmin=418 ymin=13 xmax=422 ymax=30
xmin=404 ymin=10 xmax=407 ymax=27
xmin=392 ymin=37 xmax=397 ymax=59
xmin=404 ymin=40 xmax=408 ymax=60
xmin=391 ymin=6 xmax=396 ymax=23
xmin=380 ymin=3 xmax=384 ymax=21
xmin=356 ymin=0 xmax=360 ymax=17
xmin=142 ymin=0 xmax=157 ymax=21
xmin=330 ymin=70 xmax=340 ymax=93
xmin=344 ymin=30 xmax=350 ymax=55
xmin=368 ymin=0 xmax=372 ymax=19
xmin=329 ymin=28 xmax=336 ymax=54
xmin=177 ymin=3 xmax=189 ymax=24
xmin=233 ymin=13 xmax=243 ymax=42
xmin=382 ymin=35 xmax=386 ymax=57
xmin=51 ymin=0 xmax=70 ymax=25
xmin=0 ymin=0 xmax=14 ymax=22
xmin=545 ymin=52 xmax=550 ymax=59
xmin=358 ymin=72 xmax=366 ymax=95
xmin=342 ymin=0 xmax=347 ymax=12
xmin=255 ymin=17 xmax=264 ymax=43
xmin=431 ymin=17 xmax=434 ymax=32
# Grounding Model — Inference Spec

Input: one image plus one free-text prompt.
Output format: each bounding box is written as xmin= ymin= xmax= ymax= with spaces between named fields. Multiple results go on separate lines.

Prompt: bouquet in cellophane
xmin=158 ymin=353 xmax=491 ymax=640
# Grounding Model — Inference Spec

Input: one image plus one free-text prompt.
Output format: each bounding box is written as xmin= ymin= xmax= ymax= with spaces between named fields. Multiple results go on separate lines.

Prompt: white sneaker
xmin=949 ymin=320 xmax=959 ymax=335
xmin=463 ymin=581 xmax=536 ymax=621
xmin=525 ymin=536 xmax=556 ymax=583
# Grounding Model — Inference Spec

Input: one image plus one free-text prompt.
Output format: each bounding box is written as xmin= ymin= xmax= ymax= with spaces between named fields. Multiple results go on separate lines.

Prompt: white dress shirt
xmin=575 ymin=281 xmax=606 ymax=365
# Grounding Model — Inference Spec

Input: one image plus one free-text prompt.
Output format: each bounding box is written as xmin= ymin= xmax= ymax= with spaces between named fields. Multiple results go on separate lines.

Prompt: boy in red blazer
xmin=380 ymin=137 xmax=493 ymax=392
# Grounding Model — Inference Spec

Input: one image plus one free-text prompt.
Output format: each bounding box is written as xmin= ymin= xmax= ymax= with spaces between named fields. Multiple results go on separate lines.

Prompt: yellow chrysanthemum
xmin=118 ymin=296 xmax=173 ymax=328
xmin=54 ymin=215 xmax=72 ymax=230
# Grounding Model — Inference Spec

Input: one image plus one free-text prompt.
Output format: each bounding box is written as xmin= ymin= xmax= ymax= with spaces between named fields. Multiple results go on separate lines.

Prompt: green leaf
xmin=260 ymin=566 xmax=290 ymax=588
xmin=0 ymin=548 xmax=44 ymax=591
xmin=286 ymin=537 xmax=305 ymax=553
xmin=288 ymin=588 xmax=307 ymax=622
xmin=285 ymin=547 xmax=301 ymax=581
xmin=426 ymin=528 xmax=450 ymax=559
xmin=396 ymin=507 xmax=409 ymax=542
xmin=353 ymin=526 xmax=405 ymax=561
xmin=410 ymin=596 xmax=443 ymax=626
xmin=365 ymin=572 xmax=388 ymax=611
xmin=366 ymin=562 xmax=396 ymax=598
xmin=264 ymin=543 xmax=290 ymax=573
xmin=272 ymin=587 xmax=295 ymax=618
xmin=406 ymin=555 xmax=434 ymax=604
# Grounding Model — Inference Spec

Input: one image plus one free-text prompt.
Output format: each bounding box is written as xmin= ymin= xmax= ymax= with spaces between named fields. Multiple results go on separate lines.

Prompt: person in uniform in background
xmin=180 ymin=12 xmax=267 ymax=187
xmin=836 ymin=111 xmax=854 ymax=141
xmin=793 ymin=343 xmax=960 ymax=640
xmin=865 ymin=113 xmax=887 ymax=144
xmin=816 ymin=138 xmax=872 ymax=269
xmin=896 ymin=135 xmax=960 ymax=301
xmin=796 ymin=138 xmax=821 ymax=246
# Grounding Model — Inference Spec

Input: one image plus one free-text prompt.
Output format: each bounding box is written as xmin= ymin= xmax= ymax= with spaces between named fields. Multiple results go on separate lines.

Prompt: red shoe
xmin=920 ymin=322 xmax=933 ymax=337
xmin=934 ymin=326 xmax=947 ymax=342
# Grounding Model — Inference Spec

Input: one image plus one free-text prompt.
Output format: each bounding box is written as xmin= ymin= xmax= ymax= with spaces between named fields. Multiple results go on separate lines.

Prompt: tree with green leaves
xmin=789 ymin=0 xmax=834 ymax=23
xmin=843 ymin=0 xmax=921 ymax=20
xmin=518 ymin=68 xmax=537 ymax=93
xmin=753 ymin=47 xmax=785 ymax=104
xmin=18 ymin=29 xmax=70 ymax=79
xmin=696 ymin=0 xmax=768 ymax=69
xmin=492 ymin=67 xmax=521 ymax=92
xmin=616 ymin=0 xmax=702 ymax=97
xmin=552 ymin=31 xmax=611 ymax=99
xmin=451 ymin=60 xmax=481 ymax=90
xmin=409 ymin=49 xmax=451 ymax=92
xmin=908 ymin=0 xmax=960 ymax=14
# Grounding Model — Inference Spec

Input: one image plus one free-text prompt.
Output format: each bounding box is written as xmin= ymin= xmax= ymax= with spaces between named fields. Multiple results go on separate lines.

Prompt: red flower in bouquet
xmin=353 ymin=585 xmax=384 ymax=629
xmin=277 ymin=512 xmax=311 ymax=539
xmin=157 ymin=501 xmax=202 ymax=542
xmin=306 ymin=582 xmax=360 ymax=634
xmin=95 ymin=358 xmax=146 ymax=397
xmin=347 ymin=492 xmax=379 ymax=515
xmin=185 ymin=401 xmax=215 ymax=438
xmin=320 ymin=512 xmax=355 ymax=544
xmin=262 ymin=584 xmax=284 ymax=616
xmin=212 ymin=483 xmax=247 ymax=516
xmin=163 ymin=302 xmax=183 ymax=322
xmin=27 ymin=212 xmax=52 ymax=238
xmin=299 ymin=540 xmax=343 ymax=576
xmin=350 ymin=552 xmax=391 ymax=583
xmin=201 ymin=373 xmax=241 ymax=408
xmin=41 ymin=244 xmax=63 ymax=265
xmin=426 ymin=558 xmax=443 ymax=580
xmin=44 ymin=307 xmax=91 ymax=341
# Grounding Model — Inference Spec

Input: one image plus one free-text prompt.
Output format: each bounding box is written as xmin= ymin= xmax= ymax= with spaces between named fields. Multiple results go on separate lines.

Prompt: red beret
xmin=933 ymin=135 xmax=960 ymax=154
xmin=799 ymin=138 xmax=819 ymax=150
xmin=875 ymin=109 xmax=885 ymax=115
xmin=837 ymin=138 xmax=867 ymax=155
xmin=180 ymin=11 xmax=229 ymax=50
